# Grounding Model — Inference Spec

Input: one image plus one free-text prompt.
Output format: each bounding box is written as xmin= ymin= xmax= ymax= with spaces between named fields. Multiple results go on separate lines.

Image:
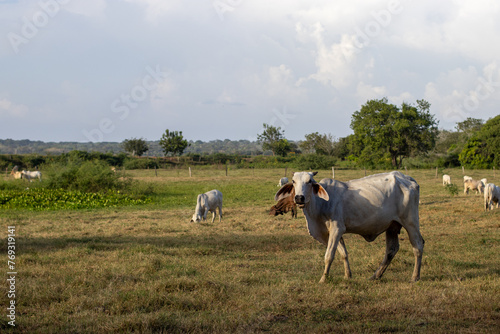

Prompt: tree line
xmin=2 ymin=98 xmax=499 ymax=169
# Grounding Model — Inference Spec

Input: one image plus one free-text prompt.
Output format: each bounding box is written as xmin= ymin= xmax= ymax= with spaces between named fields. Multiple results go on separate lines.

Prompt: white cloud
xmin=123 ymin=0 xmax=184 ymax=23
xmin=356 ymin=82 xmax=387 ymax=102
xmin=424 ymin=62 xmax=500 ymax=126
xmin=392 ymin=1 xmax=500 ymax=62
xmin=0 ymin=97 xmax=28 ymax=118
xmin=296 ymin=23 xmax=361 ymax=89
xmin=65 ymin=0 xmax=107 ymax=18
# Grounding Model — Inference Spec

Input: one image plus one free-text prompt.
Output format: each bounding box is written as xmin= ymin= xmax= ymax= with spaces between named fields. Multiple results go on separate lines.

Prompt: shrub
xmin=293 ymin=154 xmax=338 ymax=170
xmin=123 ymin=158 xmax=159 ymax=170
xmin=43 ymin=160 xmax=129 ymax=193
xmin=444 ymin=183 xmax=459 ymax=196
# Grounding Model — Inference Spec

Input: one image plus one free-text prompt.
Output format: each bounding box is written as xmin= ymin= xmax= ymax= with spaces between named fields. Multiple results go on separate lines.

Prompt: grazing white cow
xmin=190 ymin=189 xmax=223 ymax=223
xmin=464 ymin=179 xmax=484 ymax=195
xmin=442 ymin=174 xmax=451 ymax=186
xmin=276 ymin=171 xmax=424 ymax=283
xmin=484 ymin=183 xmax=500 ymax=211
xmin=278 ymin=177 xmax=289 ymax=187
xmin=21 ymin=170 xmax=42 ymax=182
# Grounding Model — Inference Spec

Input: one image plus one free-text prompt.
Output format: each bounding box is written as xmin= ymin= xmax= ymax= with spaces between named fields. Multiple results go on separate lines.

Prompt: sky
xmin=1 ymin=0 xmax=500 ymax=143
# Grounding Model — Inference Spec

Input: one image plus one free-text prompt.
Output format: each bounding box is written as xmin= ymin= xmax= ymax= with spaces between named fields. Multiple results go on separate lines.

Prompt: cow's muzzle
xmin=295 ymin=195 xmax=306 ymax=208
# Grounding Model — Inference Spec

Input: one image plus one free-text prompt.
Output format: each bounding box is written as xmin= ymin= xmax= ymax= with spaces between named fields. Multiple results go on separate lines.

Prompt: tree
xmin=300 ymin=132 xmax=337 ymax=156
xmin=257 ymin=123 xmax=291 ymax=156
xmin=159 ymin=130 xmax=190 ymax=156
xmin=122 ymin=137 xmax=149 ymax=157
xmin=350 ymin=98 xmax=439 ymax=168
xmin=459 ymin=115 xmax=500 ymax=168
xmin=274 ymin=139 xmax=292 ymax=157
xmin=455 ymin=117 xmax=484 ymax=138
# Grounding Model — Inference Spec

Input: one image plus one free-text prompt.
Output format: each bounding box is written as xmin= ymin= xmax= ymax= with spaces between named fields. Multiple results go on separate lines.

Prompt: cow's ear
xmin=275 ymin=183 xmax=294 ymax=201
xmin=313 ymin=183 xmax=329 ymax=201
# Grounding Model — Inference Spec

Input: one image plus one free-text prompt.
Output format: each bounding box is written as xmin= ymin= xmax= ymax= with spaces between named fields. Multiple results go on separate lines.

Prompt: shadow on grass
xmin=19 ymin=232 xmax=311 ymax=256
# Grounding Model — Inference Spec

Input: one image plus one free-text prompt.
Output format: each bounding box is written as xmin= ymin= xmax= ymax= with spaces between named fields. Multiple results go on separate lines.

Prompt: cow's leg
xmin=320 ymin=220 xmax=345 ymax=283
xmin=210 ymin=210 xmax=216 ymax=223
xmin=405 ymin=225 xmax=425 ymax=282
xmin=371 ymin=221 xmax=402 ymax=280
xmin=218 ymin=206 xmax=223 ymax=222
xmin=337 ymin=237 xmax=352 ymax=279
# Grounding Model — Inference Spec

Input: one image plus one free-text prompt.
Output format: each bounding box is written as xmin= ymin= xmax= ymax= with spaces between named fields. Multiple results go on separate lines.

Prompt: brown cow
xmin=269 ymin=196 xmax=297 ymax=218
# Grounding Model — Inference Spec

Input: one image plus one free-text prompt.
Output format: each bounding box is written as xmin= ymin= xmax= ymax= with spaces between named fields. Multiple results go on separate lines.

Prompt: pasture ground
xmin=1 ymin=168 xmax=499 ymax=333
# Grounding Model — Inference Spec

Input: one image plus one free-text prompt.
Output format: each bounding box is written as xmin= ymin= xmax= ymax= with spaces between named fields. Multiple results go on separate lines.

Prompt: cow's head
xmin=190 ymin=213 xmax=202 ymax=223
xmin=275 ymin=172 xmax=329 ymax=208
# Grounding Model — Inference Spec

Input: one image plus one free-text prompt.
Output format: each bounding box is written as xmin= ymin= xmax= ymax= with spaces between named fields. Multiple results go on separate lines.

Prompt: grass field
xmin=1 ymin=168 xmax=499 ymax=333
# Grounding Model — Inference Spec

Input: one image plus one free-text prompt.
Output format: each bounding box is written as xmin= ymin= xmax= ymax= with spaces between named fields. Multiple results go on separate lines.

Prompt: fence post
xmin=462 ymin=166 xmax=465 ymax=175
xmin=225 ymin=165 xmax=228 ymax=176
xmin=435 ymin=166 xmax=438 ymax=179
xmin=189 ymin=167 xmax=192 ymax=177
xmin=155 ymin=165 xmax=158 ymax=177
xmin=332 ymin=166 xmax=335 ymax=179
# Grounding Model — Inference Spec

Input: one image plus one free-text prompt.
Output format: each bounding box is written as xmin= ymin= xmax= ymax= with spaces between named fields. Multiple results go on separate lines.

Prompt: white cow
xmin=464 ymin=179 xmax=484 ymax=195
xmin=21 ymin=170 xmax=42 ymax=182
xmin=484 ymin=183 xmax=500 ymax=211
xmin=463 ymin=175 xmax=473 ymax=183
xmin=190 ymin=189 xmax=223 ymax=223
xmin=278 ymin=177 xmax=289 ymax=187
xmin=275 ymin=171 xmax=424 ymax=283
xmin=442 ymin=174 xmax=451 ymax=186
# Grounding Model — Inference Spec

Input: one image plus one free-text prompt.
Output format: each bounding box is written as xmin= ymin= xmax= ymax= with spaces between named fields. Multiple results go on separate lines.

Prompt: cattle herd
xmin=443 ymin=174 xmax=500 ymax=211
xmin=9 ymin=166 xmax=42 ymax=182
xmin=8 ymin=164 xmax=498 ymax=282
xmin=188 ymin=170 xmax=498 ymax=283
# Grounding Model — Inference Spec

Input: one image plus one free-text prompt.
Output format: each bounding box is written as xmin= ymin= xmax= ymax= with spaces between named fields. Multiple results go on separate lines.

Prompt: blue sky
xmin=1 ymin=0 xmax=499 ymax=143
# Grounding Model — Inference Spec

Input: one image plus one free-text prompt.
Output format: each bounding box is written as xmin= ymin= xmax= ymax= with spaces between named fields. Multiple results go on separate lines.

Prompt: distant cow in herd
xmin=21 ymin=170 xmax=42 ymax=182
xmin=277 ymin=177 xmax=289 ymax=187
xmin=484 ymin=183 xmax=500 ymax=211
xmin=442 ymin=174 xmax=451 ymax=186
xmin=464 ymin=179 xmax=484 ymax=195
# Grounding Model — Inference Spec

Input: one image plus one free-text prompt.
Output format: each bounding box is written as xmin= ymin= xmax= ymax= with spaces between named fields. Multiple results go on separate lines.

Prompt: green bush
xmin=43 ymin=160 xmax=129 ymax=193
xmin=293 ymin=154 xmax=338 ymax=170
xmin=123 ymin=158 xmax=159 ymax=170
xmin=444 ymin=183 xmax=459 ymax=196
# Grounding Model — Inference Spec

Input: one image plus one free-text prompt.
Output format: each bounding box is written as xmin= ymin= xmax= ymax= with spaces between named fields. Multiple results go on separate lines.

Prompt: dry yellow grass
xmin=0 ymin=168 xmax=498 ymax=333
